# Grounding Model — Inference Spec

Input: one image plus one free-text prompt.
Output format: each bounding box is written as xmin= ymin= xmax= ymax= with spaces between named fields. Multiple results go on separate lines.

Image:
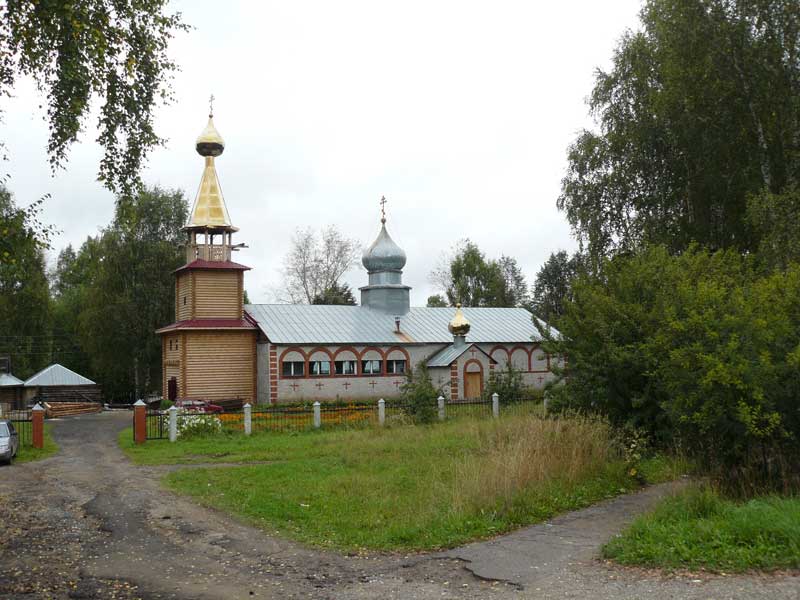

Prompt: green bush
xmin=542 ymin=245 xmax=800 ymax=494
xmin=399 ymin=364 xmax=440 ymax=424
xmin=484 ymin=363 xmax=528 ymax=402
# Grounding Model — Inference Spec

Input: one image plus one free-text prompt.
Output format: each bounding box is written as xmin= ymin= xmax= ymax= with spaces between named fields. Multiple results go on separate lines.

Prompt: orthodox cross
xmin=537 ymin=376 xmax=544 ymax=384
xmin=393 ymin=380 xmax=402 ymax=388
xmin=315 ymin=382 xmax=324 ymax=390
xmin=341 ymin=381 xmax=351 ymax=390
xmin=469 ymin=347 xmax=478 ymax=356
xmin=209 ymin=94 xmax=215 ymax=118
xmin=369 ymin=380 xmax=378 ymax=389
xmin=290 ymin=382 xmax=300 ymax=391
xmin=380 ymin=195 xmax=387 ymax=223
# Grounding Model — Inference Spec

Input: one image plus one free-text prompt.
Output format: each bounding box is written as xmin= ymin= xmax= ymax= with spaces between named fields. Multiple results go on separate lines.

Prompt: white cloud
xmin=1 ymin=0 xmax=641 ymax=304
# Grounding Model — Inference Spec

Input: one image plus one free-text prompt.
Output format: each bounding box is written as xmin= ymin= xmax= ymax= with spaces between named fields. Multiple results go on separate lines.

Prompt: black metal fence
xmin=9 ymin=409 xmax=32 ymax=447
xmin=143 ymin=409 xmax=168 ymax=440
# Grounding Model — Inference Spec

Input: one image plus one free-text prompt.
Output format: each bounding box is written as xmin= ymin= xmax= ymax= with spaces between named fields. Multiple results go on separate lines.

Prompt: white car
xmin=0 ymin=420 xmax=20 ymax=464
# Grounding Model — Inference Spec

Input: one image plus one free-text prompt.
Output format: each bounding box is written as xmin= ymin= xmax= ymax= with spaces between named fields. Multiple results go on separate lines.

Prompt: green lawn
xmin=120 ymin=415 xmax=684 ymax=552
xmin=603 ymin=485 xmax=800 ymax=572
xmin=15 ymin=423 xmax=59 ymax=463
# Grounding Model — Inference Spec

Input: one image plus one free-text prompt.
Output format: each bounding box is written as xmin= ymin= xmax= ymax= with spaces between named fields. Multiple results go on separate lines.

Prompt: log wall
xmin=183 ymin=330 xmax=255 ymax=403
xmin=193 ymin=271 xmax=242 ymax=319
xmin=176 ymin=273 xmax=194 ymax=321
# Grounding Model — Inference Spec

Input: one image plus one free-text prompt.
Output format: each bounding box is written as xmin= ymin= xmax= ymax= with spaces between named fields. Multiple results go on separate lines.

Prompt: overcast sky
xmin=2 ymin=0 xmax=642 ymax=305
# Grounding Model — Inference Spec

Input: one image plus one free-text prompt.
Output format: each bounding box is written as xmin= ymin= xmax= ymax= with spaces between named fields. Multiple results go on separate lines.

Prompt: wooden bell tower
xmin=157 ymin=109 xmax=257 ymax=404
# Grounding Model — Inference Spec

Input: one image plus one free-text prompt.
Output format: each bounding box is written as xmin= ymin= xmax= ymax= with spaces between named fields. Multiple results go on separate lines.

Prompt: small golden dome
xmin=448 ymin=303 xmax=471 ymax=336
xmin=196 ymin=116 xmax=225 ymax=157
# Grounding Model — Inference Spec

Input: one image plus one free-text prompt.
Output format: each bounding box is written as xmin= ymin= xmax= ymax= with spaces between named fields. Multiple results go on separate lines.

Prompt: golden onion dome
xmin=196 ymin=115 xmax=225 ymax=157
xmin=448 ymin=303 xmax=471 ymax=336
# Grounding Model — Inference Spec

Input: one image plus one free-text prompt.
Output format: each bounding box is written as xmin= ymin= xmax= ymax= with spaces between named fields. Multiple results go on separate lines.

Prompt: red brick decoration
xmin=133 ymin=403 xmax=146 ymax=445
xmin=450 ymin=363 xmax=458 ymax=400
xmin=269 ymin=347 xmax=278 ymax=404
xmin=32 ymin=408 xmax=44 ymax=449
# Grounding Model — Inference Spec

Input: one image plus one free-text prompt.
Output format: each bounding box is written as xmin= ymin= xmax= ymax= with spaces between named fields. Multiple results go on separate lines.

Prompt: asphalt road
xmin=1 ymin=411 xmax=797 ymax=599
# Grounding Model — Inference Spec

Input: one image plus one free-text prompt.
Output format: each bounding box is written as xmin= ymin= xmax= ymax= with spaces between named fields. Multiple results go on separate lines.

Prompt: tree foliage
xmin=50 ymin=186 xmax=187 ymax=400
xmin=311 ymin=281 xmax=357 ymax=305
xmin=282 ymin=226 xmax=361 ymax=304
xmin=543 ymin=246 xmax=800 ymax=493
xmin=747 ymin=186 xmax=800 ymax=271
xmin=0 ymin=0 xmax=188 ymax=195
xmin=426 ymin=294 xmax=448 ymax=308
xmin=559 ymin=0 xmax=800 ymax=262
xmin=531 ymin=250 xmax=584 ymax=324
xmin=430 ymin=240 xmax=529 ymax=308
xmin=0 ymin=187 xmax=51 ymax=378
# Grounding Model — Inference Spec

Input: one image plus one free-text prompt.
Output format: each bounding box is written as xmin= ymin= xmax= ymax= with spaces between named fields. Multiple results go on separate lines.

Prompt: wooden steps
xmin=44 ymin=402 xmax=103 ymax=418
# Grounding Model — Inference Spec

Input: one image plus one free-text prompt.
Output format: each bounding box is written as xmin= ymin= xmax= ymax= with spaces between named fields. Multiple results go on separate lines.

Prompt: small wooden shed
xmin=0 ymin=372 xmax=24 ymax=411
xmin=23 ymin=364 xmax=102 ymax=405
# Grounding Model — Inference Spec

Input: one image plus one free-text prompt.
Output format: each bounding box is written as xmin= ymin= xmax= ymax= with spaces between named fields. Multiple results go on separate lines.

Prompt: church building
xmin=158 ymin=115 xmax=560 ymax=405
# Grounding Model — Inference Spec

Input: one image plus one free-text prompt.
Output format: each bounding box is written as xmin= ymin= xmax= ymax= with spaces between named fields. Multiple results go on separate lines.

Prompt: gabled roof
xmin=0 ymin=373 xmax=23 ymax=387
xmin=427 ymin=343 xmax=496 ymax=368
xmin=245 ymin=304 xmax=557 ymax=345
xmin=24 ymin=364 xmax=95 ymax=387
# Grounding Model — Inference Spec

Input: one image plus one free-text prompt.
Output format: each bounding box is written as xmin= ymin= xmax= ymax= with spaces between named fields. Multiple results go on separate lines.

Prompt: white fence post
xmin=438 ymin=395 xmax=445 ymax=421
xmin=313 ymin=401 xmax=321 ymax=429
xmin=168 ymin=405 xmax=178 ymax=442
xmin=492 ymin=392 xmax=500 ymax=419
xmin=378 ymin=398 xmax=385 ymax=426
xmin=243 ymin=402 xmax=252 ymax=435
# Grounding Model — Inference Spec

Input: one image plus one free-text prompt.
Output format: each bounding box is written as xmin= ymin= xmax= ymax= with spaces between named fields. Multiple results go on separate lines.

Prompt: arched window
xmin=360 ymin=348 xmax=384 ymax=375
xmin=308 ymin=348 xmax=333 ymax=377
xmin=385 ymin=347 xmax=409 ymax=375
xmin=333 ymin=348 xmax=358 ymax=375
xmin=281 ymin=349 xmax=306 ymax=377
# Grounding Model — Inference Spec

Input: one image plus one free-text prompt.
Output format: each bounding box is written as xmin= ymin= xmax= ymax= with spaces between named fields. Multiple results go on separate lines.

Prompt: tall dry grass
xmin=451 ymin=414 xmax=620 ymax=512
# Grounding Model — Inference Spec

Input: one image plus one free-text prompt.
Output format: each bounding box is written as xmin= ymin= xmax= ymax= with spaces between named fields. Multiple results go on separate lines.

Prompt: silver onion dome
xmin=362 ymin=222 xmax=407 ymax=272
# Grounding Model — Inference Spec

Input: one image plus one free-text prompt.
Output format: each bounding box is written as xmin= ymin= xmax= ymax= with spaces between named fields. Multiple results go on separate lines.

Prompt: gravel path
xmin=1 ymin=411 xmax=797 ymax=599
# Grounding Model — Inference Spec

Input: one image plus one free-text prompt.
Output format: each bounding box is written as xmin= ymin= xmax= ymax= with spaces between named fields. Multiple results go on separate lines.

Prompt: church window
xmin=310 ymin=361 xmax=331 ymax=376
xmin=335 ymin=360 xmax=356 ymax=375
xmin=361 ymin=359 xmax=382 ymax=375
xmin=386 ymin=359 xmax=406 ymax=374
xmin=282 ymin=361 xmax=305 ymax=377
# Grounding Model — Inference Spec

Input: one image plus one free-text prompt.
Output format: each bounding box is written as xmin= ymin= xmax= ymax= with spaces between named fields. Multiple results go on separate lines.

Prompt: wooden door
xmin=464 ymin=372 xmax=482 ymax=399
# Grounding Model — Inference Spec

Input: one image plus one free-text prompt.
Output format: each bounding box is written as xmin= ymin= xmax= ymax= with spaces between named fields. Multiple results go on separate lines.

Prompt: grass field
xmin=14 ymin=423 xmax=59 ymax=463
xmin=603 ymin=485 xmax=800 ymax=572
xmin=121 ymin=414 xmax=685 ymax=551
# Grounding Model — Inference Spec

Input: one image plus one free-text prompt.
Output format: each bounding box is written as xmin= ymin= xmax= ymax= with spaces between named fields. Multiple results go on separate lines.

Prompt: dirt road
xmin=1 ymin=412 xmax=796 ymax=599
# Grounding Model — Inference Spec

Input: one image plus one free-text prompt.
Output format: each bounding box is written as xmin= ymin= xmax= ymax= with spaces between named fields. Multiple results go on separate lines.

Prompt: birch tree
xmin=281 ymin=226 xmax=361 ymax=304
xmin=558 ymin=0 xmax=800 ymax=262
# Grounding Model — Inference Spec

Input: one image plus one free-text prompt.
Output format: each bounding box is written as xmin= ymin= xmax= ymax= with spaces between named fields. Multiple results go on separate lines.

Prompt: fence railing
xmin=139 ymin=409 xmax=168 ymax=441
xmin=10 ymin=409 xmax=32 ymax=447
xmin=133 ymin=394 xmax=544 ymax=444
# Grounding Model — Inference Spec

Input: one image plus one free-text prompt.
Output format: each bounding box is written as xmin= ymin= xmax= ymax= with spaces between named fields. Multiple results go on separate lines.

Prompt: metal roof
xmin=244 ymin=304 xmax=556 ymax=345
xmin=0 ymin=373 xmax=23 ymax=387
xmin=24 ymin=364 xmax=96 ymax=387
xmin=427 ymin=343 xmax=495 ymax=368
